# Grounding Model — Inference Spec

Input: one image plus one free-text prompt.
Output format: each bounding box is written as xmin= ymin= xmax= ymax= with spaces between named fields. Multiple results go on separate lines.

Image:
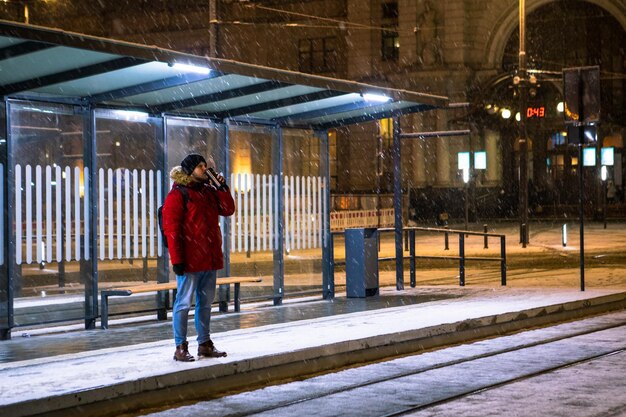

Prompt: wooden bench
xmin=100 ymin=276 xmax=263 ymax=329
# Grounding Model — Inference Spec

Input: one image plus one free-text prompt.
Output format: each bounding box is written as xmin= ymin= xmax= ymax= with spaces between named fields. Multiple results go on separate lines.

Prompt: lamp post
xmin=463 ymin=168 xmax=470 ymax=231
xmin=517 ymin=0 xmax=529 ymax=247
xmin=601 ymin=165 xmax=607 ymax=229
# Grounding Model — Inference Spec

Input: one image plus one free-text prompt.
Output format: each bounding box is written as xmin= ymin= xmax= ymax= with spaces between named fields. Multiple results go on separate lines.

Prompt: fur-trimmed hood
xmin=169 ymin=166 xmax=195 ymax=186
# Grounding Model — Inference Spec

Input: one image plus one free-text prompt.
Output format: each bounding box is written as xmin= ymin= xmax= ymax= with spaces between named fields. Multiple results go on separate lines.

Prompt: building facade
xmin=2 ymin=0 xmax=625 ymax=219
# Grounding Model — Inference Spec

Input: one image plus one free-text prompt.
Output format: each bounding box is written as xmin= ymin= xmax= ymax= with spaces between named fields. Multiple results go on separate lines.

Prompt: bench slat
xmin=125 ymin=283 xmax=177 ymax=294
xmin=108 ymin=276 xmax=263 ymax=295
xmin=100 ymin=276 xmax=264 ymax=329
xmin=216 ymin=276 xmax=263 ymax=285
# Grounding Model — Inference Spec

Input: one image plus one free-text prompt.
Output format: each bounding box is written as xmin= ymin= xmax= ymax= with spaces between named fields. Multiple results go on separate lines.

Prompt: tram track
xmin=195 ymin=316 xmax=626 ymax=417
xmin=383 ymin=347 xmax=626 ymax=416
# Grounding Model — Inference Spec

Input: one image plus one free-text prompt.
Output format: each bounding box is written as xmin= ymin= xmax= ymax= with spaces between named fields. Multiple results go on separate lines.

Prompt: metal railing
xmin=332 ymin=226 xmax=507 ymax=287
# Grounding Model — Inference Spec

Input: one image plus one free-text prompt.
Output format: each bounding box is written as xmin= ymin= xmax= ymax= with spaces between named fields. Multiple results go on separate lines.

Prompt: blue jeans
xmin=172 ymin=270 xmax=217 ymax=347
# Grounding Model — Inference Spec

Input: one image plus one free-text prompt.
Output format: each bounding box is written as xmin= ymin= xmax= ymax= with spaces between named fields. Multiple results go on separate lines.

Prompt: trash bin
xmin=345 ymin=228 xmax=379 ymax=298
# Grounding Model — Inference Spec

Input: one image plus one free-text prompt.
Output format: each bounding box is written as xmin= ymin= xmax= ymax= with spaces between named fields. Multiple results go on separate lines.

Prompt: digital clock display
xmin=527 ymin=106 xmax=545 ymax=118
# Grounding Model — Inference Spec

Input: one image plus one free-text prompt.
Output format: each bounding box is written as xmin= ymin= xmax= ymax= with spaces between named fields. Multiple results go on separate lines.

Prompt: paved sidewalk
xmin=1 ymin=285 xmax=625 ymax=417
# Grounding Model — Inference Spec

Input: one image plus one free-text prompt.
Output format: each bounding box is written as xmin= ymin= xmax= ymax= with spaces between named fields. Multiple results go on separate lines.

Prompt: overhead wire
xmin=232 ymin=2 xmax=625 ymax=79
xmin=243 ymin=3 xmax=380 ymax=30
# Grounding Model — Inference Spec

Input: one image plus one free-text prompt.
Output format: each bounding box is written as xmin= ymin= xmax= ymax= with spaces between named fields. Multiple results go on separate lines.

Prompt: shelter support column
xmin=221 ymin=123 xmax=231 ymax=277
xmin=1 ymin=100 xmax=11 ymax=340
xmin=272 ymin=125 xmax=284 ymax=306
xmin=393 ymin=118 xmax=404 ymax=290
xmin=81 ymin=107 xmax=98 ymax=330
xmin=156 ymin=117 xmax=169 ymax=319
xmin=318 ymin=130 xmax=333 ymax=299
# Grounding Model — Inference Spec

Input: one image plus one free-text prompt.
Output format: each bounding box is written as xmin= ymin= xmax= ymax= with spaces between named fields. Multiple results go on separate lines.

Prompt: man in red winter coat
xmin=162 ymin=153 xmax=235 ymax=362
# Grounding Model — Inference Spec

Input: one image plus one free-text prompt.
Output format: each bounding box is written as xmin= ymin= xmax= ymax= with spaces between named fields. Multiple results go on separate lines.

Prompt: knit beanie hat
xmin=181 ymin=154 xmax=206 ymax=175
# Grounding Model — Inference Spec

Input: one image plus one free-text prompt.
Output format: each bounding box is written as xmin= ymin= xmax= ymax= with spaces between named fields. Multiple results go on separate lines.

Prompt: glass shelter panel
xmin=9 ymin=101 xmax=86 ymax=326
xmin=228 ymin=124 xmax=275 ymax=300
xmin=282 ymin=129 xmax=324 ymax=297
xmin=166 ymin=117 xmax=224 ymax=175
xmin=95 ymin=110 xmax=163 ymax=318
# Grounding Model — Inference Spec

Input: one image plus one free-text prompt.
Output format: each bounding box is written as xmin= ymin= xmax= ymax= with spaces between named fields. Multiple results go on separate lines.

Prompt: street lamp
xmin=463 ymin=168 xmax=470 ymax=231
xmin=517 ymin=0 xmax=529 ymax=248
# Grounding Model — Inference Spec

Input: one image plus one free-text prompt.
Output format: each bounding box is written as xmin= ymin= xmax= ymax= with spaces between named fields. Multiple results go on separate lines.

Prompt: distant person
xmin=607 ymin=180 xmax=617 ymax=204
xmin=162 ymin=153 xmax=235 ymax=362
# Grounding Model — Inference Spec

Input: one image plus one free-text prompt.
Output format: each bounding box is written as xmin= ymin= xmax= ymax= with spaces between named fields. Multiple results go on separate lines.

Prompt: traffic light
xmin=566 ymin=125 xmax=597 ymax=145
xmin=563 ymin=66 xmax=600 ymax=125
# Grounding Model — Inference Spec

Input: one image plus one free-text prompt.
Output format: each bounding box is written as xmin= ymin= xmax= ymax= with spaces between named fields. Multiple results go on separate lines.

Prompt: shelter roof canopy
xmin=0 ymin=20 xmax=448 ymax=129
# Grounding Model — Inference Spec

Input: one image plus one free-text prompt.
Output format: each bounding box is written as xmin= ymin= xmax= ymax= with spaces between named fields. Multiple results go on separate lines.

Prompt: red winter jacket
xmin=162 ymin=166 xmax=235 ymax=272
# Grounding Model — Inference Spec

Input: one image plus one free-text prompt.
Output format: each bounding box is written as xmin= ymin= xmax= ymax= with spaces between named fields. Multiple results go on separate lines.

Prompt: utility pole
xmin=208 ymin=0 xmax=219 ymax=57
xmin=517 ymin=0 xmax=529 ymax=247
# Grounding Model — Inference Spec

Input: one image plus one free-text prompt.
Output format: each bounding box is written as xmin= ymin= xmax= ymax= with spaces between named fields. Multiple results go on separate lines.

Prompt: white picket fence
xmin=9 ymin=164 xmax=329 ymax=265
xmin=228 ymin=174 xmax=325 ymax=254
xmin=15 ymin=164 xmax=91 ymax=265
xmin=99 ymin=168 xmax=163 ymax=260
xmin=6 ymin=164 xmax=397 ymax=266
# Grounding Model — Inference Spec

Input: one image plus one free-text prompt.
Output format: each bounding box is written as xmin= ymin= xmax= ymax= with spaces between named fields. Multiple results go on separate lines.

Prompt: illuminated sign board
xmin=582 ymin=148 xmax=596 ymax=167
xmin=601 ymin=147 xmax=614 ymax=166
xmin=458 ymin=152 xmax=470 ymax=170
xmin=474 ymin=151 xmax=487 ymax=169
xmin=458 ymin=151 xmax=487 ymax=170
xmin=563 ymin=66 xmax=601 ymax=124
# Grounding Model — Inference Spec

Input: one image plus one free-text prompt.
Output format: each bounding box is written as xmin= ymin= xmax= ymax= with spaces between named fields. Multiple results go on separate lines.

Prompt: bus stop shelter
xmin=0 ymin=19 xmax=448 ymax=339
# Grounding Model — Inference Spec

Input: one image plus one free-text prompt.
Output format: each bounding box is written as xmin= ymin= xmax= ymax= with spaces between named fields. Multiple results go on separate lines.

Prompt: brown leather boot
xmin=173 ymin=341 xmax=195 ymax=362
xmin=198 ymin=339 xmax=227 ymax=358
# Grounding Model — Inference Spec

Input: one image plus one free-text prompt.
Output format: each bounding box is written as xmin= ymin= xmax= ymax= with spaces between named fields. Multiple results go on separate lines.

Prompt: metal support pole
xmin=1 ymin=100 xmax=11 ymax=340
xmin=603 ymin=180 xmax=607 ymax=229
xmin=464 ymin=184 xmax=469 ymax=231
xmin=222 ymin=122 xmax=231 ymax=277
xmin=578 ymin=141 xmax=585 ymax=291
xmin=459 ymin=233 xmax=465 ymax=287
xmin=273 ymin=125 xmax=285 ymax=305
xmin=319 ymin=130 xmax=334 ymax=299
xmin=392 ymin=118 xmax=404 ymax=290
xmin=82 ymin=107 xmax=98 ymax=330
xmin=157 ymin=116 xmax=170 ymax=319
xmin=208 ymin=0 xmax=219 ymax=57
xmin=409 ymin=229 xmax=416 ymax=288
xmin=483 ymin=224 xmax=489 ymax=249
xmin=518 ymin=0 xmax=529 ymax=247
xmin=500 ymin=235 xmax=507 ymax=286
xmin=404 ymin=230 xmax=408 ymax=251
xmin=218 ymin=122 xmax=231 ymax=308
xmin=328 ymin=233 xmax=335 ymax=296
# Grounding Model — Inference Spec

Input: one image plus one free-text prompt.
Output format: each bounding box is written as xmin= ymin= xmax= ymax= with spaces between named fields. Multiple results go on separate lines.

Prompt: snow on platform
xmin=1 ymin=286 xmax=625 ymax=417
